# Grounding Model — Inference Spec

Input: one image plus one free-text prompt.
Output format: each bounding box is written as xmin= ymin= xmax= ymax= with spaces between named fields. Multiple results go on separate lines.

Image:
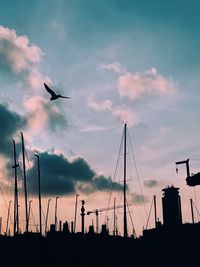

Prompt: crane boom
xmin=87 ymin=204 xmax=131 ymax=234
xmin=175 ymin=159 xmax=190 ymax=177
xmin=87 ymin=204 xmax=131 ymax=215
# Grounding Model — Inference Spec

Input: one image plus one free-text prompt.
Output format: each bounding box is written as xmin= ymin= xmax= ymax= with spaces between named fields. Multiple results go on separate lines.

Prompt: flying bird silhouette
xmin=44 ymin=83 xmax=71 ymax=101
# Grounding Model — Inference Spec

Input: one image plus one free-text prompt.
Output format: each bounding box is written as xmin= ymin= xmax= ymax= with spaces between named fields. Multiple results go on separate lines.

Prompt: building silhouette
xmin=162 ymin=186 xmax=182 ymax=226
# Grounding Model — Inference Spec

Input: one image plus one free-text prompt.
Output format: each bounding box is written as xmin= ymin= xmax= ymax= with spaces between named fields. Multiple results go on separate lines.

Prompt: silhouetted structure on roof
xmin=162 ymin=186 xmax=182 ymax=226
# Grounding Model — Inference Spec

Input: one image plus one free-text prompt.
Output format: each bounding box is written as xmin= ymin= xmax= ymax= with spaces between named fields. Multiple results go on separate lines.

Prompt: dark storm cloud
xmin=143 ymin=180 xmax=158 ymax=188
xmin=27 ymin=151 xmax=123 ymax=196
xmin=0 ymin=103 xmax=26 ymax=157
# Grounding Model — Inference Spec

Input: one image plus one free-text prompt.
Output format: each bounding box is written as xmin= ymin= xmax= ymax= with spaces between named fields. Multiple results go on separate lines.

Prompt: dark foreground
xmin=1 ymin=224 xmax=200 ymax=267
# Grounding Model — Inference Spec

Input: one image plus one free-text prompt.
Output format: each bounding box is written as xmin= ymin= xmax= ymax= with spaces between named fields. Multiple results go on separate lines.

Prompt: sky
xmin=0 ymin=0 xmax=200 ymax=236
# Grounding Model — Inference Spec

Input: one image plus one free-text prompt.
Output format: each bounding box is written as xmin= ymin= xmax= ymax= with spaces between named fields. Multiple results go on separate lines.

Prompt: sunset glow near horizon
xmin=0 ymin=0 xmax=200 ymax=236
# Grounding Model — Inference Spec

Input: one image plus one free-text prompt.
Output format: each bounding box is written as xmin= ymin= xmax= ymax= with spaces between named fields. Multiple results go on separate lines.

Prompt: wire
xmin=145 ymin=197 xmax=154 ymax=230
xmin=127 ymin=203 xmax=136 ymax=237
xmin=192 ymin=199 xmax=200 ymax=220
xmin=105 ymin=129 xmax=124 ymax=222
xmin=0 ymin=186 xmax=13 ymax=225
xmin=30 ymin=205 xmax=38 ymax=232
xmin=193 ymin=187 xmax=198 ymax=214
xmin=127 ymin=129 xmax=148 ymax=219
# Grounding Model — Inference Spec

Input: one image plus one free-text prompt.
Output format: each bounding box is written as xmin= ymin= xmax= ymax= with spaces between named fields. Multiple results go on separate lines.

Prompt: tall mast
xmin=123 ymin=123 xmax=128 ymax=237
xmin=35 ymin=154 xmax=42 ymax=235
xmin=12 ymin=139 xmax=19 ymax=235
xmin=21 ymin=132 xmax=28 ymax=232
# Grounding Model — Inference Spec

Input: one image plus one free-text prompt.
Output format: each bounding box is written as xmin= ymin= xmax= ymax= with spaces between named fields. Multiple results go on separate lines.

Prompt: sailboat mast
xmin=123 ymin=123 xmax=128 ymax=237
xmin=21 ymin=132 xmax=28 ymax=232
xmin=12 ymin=139 xmax=19 ymax=235
xmin=35 ymin=154 xmax=42 ymax=235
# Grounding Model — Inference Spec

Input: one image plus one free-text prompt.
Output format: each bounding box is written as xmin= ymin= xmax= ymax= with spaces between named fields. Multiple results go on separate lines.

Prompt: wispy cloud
xmin=101 ymin=62 xmax=126 ymax=73
xmin=143 ymin=180 xmax=158 ymax=188
xmin=80 ymin=125 xmax=110 ymax=133
xmin=112 ymin=107 xmax=138 ymax=126
xmin=131 ymin=192 xmax=148 ymax=205
xmin=49 ymin=20 xmax=66 ymax=40
xmin=88 ymin=97 xmax=138 ymax=127
xmin=87 ymin=98 xmax=112 ymax=111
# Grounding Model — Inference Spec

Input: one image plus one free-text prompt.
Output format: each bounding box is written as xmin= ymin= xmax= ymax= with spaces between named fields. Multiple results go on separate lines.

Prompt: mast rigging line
xmin=127 ymin=203 xmax=136 ymax=237
xmin=105 ymin=129 xmax=124 ymax=222
xmin=30 ymin=205 xmax=38 ymax=232
xmin=192 ymin=199 xmax=200 ymax=220
xmin=127 ymin=130 xmax=148 ymax=220
xmin=145 ymin=197 xmax=154 ymax=230
xmin=0 ymin=186 xmax=13 ymax=225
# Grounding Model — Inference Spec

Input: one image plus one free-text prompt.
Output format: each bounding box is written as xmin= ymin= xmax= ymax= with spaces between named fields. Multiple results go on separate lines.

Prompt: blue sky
xmin=0 ymin=0 xmax=200 ymax=235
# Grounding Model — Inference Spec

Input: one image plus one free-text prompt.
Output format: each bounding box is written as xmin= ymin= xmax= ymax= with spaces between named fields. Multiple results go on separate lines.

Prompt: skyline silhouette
xmin=0 ymin=1 xmax=200 ymax=265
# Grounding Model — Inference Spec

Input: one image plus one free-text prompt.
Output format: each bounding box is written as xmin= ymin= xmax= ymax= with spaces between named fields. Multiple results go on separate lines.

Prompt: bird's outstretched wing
xmin=44 ymin=83 xmax=57 ymax=97
xmin=59 ymin=95 xmax=71 ymax=99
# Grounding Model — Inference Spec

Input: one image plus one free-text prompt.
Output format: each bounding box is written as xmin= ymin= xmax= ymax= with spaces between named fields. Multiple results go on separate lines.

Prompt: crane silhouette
xmin=44 ymin=83 xmax=71 ymax=101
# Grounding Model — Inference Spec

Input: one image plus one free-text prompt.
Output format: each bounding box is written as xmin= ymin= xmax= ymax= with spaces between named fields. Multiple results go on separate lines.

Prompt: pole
xmin=74 ymin=194 xmax=79 ymax=233
xmin=95 ymin=210 xmax=99 ymax=233
xmin=113 ymin=198 xmax=116 ymax=236
xmin=27 ymin=200 xmax=32 ymax=231
xmin=35 ymin=154 xmax=42 ymax=235
xmin=12 ymin=139 xmax=19 ymax=236
xmin=0 ymin=217 xmax=2 ymax=235
xmin=153 ymin=195 xmax=157 ymax=228
xmin=45 ymin=199 xmax=51 ymax=236
xmin=6 ymin=201 xmax=12 ymax=236
xmin=55 ymin=197 xmax=59 ymax=231
xmin=81 ymin=200 xmax=85 ymax=234
xmin=21 ymin=132 xmax=28 ymax=232
xmin=190 ymin=199 xmax=195 ymax=224
xmin=123 ymin=123 xmax=128 ymax=237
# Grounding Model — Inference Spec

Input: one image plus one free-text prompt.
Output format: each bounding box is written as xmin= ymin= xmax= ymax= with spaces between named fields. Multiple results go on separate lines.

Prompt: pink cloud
xmin=0 ymin=25 xmax=50 ymax=89
xmin=24 ymin=96 xmax=67 ymax=135
xmin=118 ymin=68 xmax=177 ymax=100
